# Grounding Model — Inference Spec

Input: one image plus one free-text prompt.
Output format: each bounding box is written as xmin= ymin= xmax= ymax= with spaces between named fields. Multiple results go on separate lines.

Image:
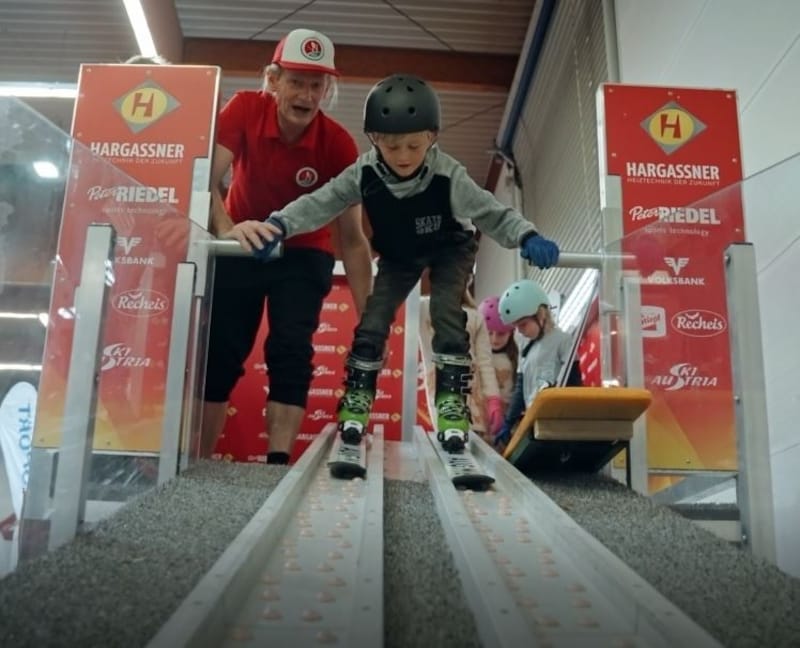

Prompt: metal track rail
xmin=415 ymin=426 xmax=722 ymax=648
xmin=148 ymin=426 xmax=721 ymax=648
xmin=147 ymin=424 xmax=384 ymax=648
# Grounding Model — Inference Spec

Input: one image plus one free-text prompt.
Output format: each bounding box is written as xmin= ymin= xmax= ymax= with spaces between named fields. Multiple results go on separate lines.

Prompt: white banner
xmin=0 ymin=382 xmax=36 ymax=518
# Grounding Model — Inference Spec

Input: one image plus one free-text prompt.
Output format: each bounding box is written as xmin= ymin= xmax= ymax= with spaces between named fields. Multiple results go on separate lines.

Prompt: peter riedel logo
xmin=642 ymin=101 xmax=706 ymax=155
xmin=114 ymin=80 xmax=180 ymax=134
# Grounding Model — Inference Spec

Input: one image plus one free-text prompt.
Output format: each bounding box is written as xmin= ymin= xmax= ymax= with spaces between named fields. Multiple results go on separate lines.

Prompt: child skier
xmin=251 ymin=74 xmax=559 ymax=452
xmin=493 ymin=279 xmax=574 ymax=450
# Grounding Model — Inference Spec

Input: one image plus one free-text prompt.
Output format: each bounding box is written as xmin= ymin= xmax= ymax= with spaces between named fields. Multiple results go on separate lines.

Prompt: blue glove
xmin=253 ymin=215 xmax=286 ymax=262
xmin=520 ymin=233 xmax=559 ymax=269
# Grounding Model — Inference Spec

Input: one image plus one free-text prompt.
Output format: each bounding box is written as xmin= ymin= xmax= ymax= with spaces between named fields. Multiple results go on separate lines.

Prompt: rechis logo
xmin=641 ymin=101 xmax=706 ymax=155
xmin=114 ymin=81 xmax=180 ymax=134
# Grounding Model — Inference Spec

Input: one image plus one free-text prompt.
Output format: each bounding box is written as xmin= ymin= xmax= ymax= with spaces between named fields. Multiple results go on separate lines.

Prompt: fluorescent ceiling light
xmin=0 ymin=83 xmax=77 ymax=98
xmin=33 ymin=160 xmax=60 ymax=179
xmin=123 ymin=0 xmax=158 ymax=57
xmin=0 ymin=363 xmax=42 ymax=372
xmin=558 ymin=269 xmax=598 ymax=333
xmin=0 ymin=312 xmax=41 ymax=319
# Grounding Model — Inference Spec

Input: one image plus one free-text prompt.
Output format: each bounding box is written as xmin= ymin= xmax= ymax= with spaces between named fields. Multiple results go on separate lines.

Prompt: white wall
xmin=475 ymin=163 xmax=525 ymax=302
xmin=615 ymin=0 xmax=800 ymax=577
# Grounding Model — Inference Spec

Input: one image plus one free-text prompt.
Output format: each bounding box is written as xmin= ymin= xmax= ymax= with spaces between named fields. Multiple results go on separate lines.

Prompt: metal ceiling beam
xmin=140 ymin=0 xmax=184 ymax=64
xmin=182 ymin=38 xmax=518 ymax=92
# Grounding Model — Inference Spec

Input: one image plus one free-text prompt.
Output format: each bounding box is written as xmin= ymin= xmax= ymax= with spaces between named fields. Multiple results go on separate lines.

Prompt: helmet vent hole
xmin=381 ymin=107 xmax=390 ymax=116
xmin=407 ymin=107 xmax=416 ymax=115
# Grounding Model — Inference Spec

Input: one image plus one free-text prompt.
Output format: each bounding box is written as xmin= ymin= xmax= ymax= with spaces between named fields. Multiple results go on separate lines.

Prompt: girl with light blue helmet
xmin=493 ymin=279 xmax=575 ymax=449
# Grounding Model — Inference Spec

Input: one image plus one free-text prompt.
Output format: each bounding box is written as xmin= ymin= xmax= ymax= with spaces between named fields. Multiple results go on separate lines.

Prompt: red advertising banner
xmin=35 ymin=64 xmax=219 ymax=452
xmin=600 ymin=84 xmax=745 ymax=471
xmin=214 ymin=276 xmax=407 ymax=463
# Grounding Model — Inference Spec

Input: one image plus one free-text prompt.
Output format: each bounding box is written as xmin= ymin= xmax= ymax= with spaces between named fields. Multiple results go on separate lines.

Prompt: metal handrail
xmin=200 ymin=238 xmax=283 ymax=259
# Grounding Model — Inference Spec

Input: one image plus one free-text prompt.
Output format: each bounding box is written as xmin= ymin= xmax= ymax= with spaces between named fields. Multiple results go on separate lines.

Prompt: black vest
xmin=360 ymin=166 xmax=467 ymax=260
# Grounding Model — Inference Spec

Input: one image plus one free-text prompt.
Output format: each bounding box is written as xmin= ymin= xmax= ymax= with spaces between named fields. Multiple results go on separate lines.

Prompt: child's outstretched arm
xmin=253 ymin=162 xmax=362 ymax=260
xmin=449 ymin=162 xmax=560 ymax=269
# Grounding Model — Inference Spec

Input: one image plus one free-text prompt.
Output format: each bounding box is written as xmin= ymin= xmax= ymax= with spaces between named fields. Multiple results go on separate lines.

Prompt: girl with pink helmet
xmin=478 ymin=296 xmax=519 ymax=437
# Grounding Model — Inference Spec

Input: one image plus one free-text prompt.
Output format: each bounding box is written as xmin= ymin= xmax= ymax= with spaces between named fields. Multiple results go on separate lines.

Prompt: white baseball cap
xmin=271 ymin=28 xmax=339 ymax=76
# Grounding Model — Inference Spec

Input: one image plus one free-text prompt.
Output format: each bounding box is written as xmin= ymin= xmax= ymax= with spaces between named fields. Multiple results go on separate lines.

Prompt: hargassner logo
xmin=641 ymin=101 xmax=707 ymax=154
xmin=114 ymin=80 xmax=180 ymax=133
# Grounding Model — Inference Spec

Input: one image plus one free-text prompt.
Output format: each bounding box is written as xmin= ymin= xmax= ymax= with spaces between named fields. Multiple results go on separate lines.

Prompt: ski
xmin=328 ymin=432 xmax=368 ymax=479
xmin=429 ymin=431 xmax=495 ymax=490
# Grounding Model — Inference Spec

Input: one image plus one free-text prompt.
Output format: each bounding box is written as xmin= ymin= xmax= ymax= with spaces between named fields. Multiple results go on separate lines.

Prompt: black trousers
xmin=353 ymin=236 xmax=479 ymax=361
xmin=204 ymin=247 xmax=334 ymax=408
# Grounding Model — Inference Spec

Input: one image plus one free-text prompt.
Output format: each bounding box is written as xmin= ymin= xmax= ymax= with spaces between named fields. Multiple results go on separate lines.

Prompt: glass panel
xmin=0 ymin=97 xmax=214 ymax=568
xmin=0 ymin=99 xmax=70 ymax=575
xmin=600 ymin=154 xmax=800 ymax=487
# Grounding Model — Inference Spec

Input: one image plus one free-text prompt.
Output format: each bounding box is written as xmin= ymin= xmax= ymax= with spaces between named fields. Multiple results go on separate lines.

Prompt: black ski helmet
xmin=363 ymin=74 xmax=441 ymax=134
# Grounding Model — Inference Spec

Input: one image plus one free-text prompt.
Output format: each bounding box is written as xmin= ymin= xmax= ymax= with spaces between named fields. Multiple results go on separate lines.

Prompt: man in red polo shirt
xmin=202 ymin=28 xmax=372 ymax=463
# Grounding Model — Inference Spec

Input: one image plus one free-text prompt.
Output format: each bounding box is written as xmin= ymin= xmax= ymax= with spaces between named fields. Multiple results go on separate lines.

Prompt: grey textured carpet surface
xmin=0 ymin=460 xmax=288 ymax=647
xmin=383 ymin=479 xmax=480 ymax=648
xmin=1 ymin=461 xmax=798 ymax=648
xmin=533 ymin=472 xmax=800 ymax=648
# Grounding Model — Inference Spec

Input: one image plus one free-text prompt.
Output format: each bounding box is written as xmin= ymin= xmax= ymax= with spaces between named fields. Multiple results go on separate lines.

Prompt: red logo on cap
xmin=301 ymin=38 xmax=324 ymax=61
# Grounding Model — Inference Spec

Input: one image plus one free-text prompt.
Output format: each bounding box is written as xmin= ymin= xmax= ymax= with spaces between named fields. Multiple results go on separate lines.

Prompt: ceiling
xmin=1 ymin=0 xmax=537 ymax=185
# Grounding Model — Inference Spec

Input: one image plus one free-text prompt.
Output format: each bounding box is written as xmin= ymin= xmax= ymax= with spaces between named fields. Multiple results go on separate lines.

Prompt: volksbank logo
xmin=114 ymin=80 xmax=180 ymax=134
xmin=644 ymin=257 xmax=705 ymax=286
xmin=641 ymin=101 xmax=706 ymax=154
xmin=664 ymin=257 xmax=689 ymax=275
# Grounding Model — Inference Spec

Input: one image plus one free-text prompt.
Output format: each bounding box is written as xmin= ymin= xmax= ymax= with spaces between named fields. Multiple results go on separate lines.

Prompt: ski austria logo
xmin=640 ymin=305 xmax=666 ymax=338
xmin=671 ymin=309 xmax=727 ymax=338
xmin=301 ymin=38 xmax=324 ymax=61
xmin=651 ymin=362 xmax=718 ymax=391
xmin=101 ymin=343 xmax=152 ymax=371
xmin=296 ymin=166 xmax=318 ymax=188
xmin=113 ymin=289 xmax=169 ymax=318
xmin=641 ymin=101 xmax=707 ymax=155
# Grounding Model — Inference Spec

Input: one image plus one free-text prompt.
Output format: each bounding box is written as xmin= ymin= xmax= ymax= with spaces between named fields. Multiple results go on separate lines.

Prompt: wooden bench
xmin=503 ymin=387 xmax=652 ymax=486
